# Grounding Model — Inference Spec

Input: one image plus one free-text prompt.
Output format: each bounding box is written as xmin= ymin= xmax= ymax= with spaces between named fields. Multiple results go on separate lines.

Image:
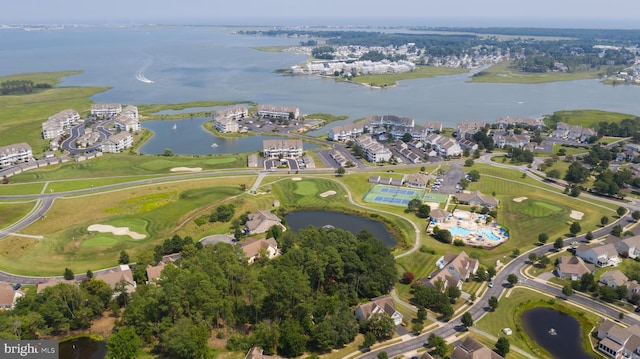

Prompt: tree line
xmin=1 ymin=80 xmax=52 ymax=95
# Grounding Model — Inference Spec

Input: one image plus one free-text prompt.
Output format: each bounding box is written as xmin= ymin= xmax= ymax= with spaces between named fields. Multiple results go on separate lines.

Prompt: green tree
xmin=278 ymin=318 xmax=308 ymax=357
xmin=366 ymin=313 xmax=395 ymax=340
xmin=488 ymin=296 xmax=499 ymax=311
xmin=554 ymin=237 xmax=564 ymax=250
xmin=487 ymin=266 xmax=496 ymax=279
xmin=86 ymin=269 xmax=94 ymax=279
xmin=617 ymin=206 xmax=627 ymax=217
xmin=417 ymin=306 xmax=427 ymax=322
xmin=539 ymin=255 xmax=551 ymax=267
xmin=564 ymin=161 xmax=589 ymax=183
xmin=162 ymin=148 xmax=174 ymax=156
xmin=336 ymin=166 xmax=346 ymax=176
xmin=507 ymin=273 xmax=518 ymax=286
xmin=428 ymin=333 xmax=448 ymax=357
xmin=416 ymin=204 xmax=431 ymax=218
xmin=538 ymin=232 xmax=549 ymax=244
xmin=601 ymin=216 xmax=610 ymax=226
xmin=411 ymin=322 xmax=424 ymax=335
xmin=570 ymin=222 xmax=582 ymax=236
xmin=420 ymin=166 xmax=426 ymax=172
xmin=64 ymin=268 xmax=74 ymax=280
xmin=476 ymin=268 xmax=487 ymax=282
xmin=107 ymin=327 xmax=141 ymax=359
xmin=118 ymin=250 xmax=130 ymax=264
xmin=461 ymin=312 xmax=473 ymax=329
xmin=464 ymin=159 xmax=474 ymax=167
xmin=459 ymin=178 xmax=470 ymax=189
xmin=158 ymin=317 xmax=209 ymax=359
xmin=511 ymin=248 xmax=520 ymax=257
xmin=633 ymin=210 xmax=640 ymax=222
xmin=402 ymin=132 xmax=413 ymax=142
xmin=585 ymin=231 xmax=594 ymax=241
xmin=363 ymin=332 xmax=377 ymax=348
xmin=252 ymin=322 xmax=278 ymax=355
xmin=562 ymin=284 xmax=574 ymax=296
xmin=433 ymin=229 xmax=452 ymax=244
xmin=612 ymin=224 xmax=623 ymax=237
xmin=266 ymin=224 xmax=283 ymax=240
xmin=495 ymin=337 xmax=510 ymax=357
xmin=468 ymin=170 xmax=481 ymax=182
xmin=546 ymin=169 xmax=561 ymax=179
xmin=528 ymin=252 xmax=538 ymax=263
xmin=407 ymin=198 xmax=422 ymax=212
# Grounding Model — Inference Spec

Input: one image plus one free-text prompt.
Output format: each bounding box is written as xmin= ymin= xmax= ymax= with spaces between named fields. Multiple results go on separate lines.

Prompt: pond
xmin=284 ymin=210 xmax=396 ymax=247
xmin=521 ymin=307 xmax=594 ymax=359
xmin=59 ymin=336 xmax=107 ymax=359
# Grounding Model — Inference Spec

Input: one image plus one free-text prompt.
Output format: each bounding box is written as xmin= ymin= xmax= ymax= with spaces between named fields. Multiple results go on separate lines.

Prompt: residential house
xmin=457 ymin=138 xmax=478 ymax=152
xmin=146 ymin=261 xmax=167 ymax=283
xmin=263 ymin=139 xmax=303 ymax=158
xmin=455 ymin=122 xmax=486 ymax=140
xmin=556 ymin=256 xmax=594 ymax=280
xmin=244 ymin=347 xmax=281 ymax=359
xmin=405 ymin=173 xmax=429 ymax=189
xmin=91 ymin=103 xmax=122 ymax=117
xmin=613 ymin=235 xmax=640 ymax=259
xmin=94 ymin=264 xmax=137 ymax=295
xmin=493 ymin=134 xmax=530 ymax=149
xmin=36 ymin=278 xmax=77 ymax=294
xmin=599 ymin=270 xmax=629 ymax=288
xmin=257 ymin=104 xmax=299 ymax=119
xmin=366 ymin=115 xmax=415 ymax=128
xmin=455 ymin=191 xmax=499 ymax=208
xmin=355 ymin=135 xmax=392 ymax=163
xmin=0 ymin=282 xmax=24 ymax=310
xmin=0 ymin=143 xmax=33 ymax=167
xmin=451 ymin=336 xmax=504 ymax=359
xmin=552 ymin=122 xmax=596 ymax=143
xmin=395 ymin=143 xmax=423 ymax=163
xmin=596 ymin=320 xmax=640 ymax=358
xmin=245 ymin=210 xmax=284 ymax=235
xmin=240 ymin=237 xmax=279 ymax=264
xmin=101 ymin=132 xmax=134 ymax=153
xmin=354 ymin=295 xmax=403 ymax=326
xmin=417 ymin=251 xmax=478 ymax=290
xmin=576 ymin=243 xmax=620 ymax=268
xmin=328 ymin=123 xmax=365 ymax=141
xmin=114 ymin=113 xmax=140 ymax=132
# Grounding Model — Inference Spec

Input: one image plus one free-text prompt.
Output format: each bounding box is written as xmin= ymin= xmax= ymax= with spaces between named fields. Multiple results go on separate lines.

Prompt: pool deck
xmin=429 ymin=210 xmax=508 ymax=247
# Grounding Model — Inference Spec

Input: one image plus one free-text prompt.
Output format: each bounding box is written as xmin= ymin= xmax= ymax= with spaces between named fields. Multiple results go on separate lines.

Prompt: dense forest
xmin=0 ymin=227 xmax=398 ymax=358
xmin=0 ymin=80 xmax=52 ymax=95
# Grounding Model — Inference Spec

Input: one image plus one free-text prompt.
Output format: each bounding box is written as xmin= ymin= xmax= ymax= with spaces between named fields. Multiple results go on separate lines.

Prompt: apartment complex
xmin=91 ymin=103 xmax=122 ymax=117
xmin=42 ymin=109 xmax=81 ymax=139
xmin=355 ymin=135 xmax=392 ymax=163
xmin=101 ymin=132 xmax=134 ymax=153
xmin=213 ymin=105 xmax=248 ymax=133
xmin=263 ymin=139 xmax=303 ymax=158
xmin=257 ymin=104 xmax=299 ymax=119
xmin=0 ymin=142 xmax=33 ymax=168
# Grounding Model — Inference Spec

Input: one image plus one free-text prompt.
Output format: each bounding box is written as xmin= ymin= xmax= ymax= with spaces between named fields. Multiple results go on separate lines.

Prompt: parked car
xmin=12 ymin=283 xmax=21 ymax=290
xmin=488 ymin=281 xmax=494 ymax=288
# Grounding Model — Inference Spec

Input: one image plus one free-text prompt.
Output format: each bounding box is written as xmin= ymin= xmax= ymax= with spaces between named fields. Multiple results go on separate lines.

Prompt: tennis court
xmin=364 ymin=184 xmax=424 ymax=207
xmin=422 ymin=193 xmax=449 ymax=203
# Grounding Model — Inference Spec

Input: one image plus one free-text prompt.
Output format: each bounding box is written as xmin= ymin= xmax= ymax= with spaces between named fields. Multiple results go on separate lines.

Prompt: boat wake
xmin=135 ymin=55 xmax=155 ymax=84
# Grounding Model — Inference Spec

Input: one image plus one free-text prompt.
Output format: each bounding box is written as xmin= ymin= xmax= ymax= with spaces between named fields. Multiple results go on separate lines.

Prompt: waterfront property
xmin=415 ymin=251 xmax=478 ymax=290
xmin=355 ymin=134 xmax=392 ymax=163
xmin=262 ymin=139 xmax=303 ymax=158
xmin=91 ymin=103 xmax=122 ymax=117
xmin=450 ymin=336 xmax=504 ymax=359
xmin=495 ymin=116 xmax=545 ymax=130
xmin=101 ymin=132 xmax=134 ymax=153
xmin=245 ymin=210 xmax=284 ymax=235
xmin=354 ymin=295 xmax=403 ymax=326
xmin=114 ymin=112 xmax=141 ymax=132
xmin=0 ymin=142 xmax=33 ymax=168
xmin=214 ymin=116 xmax=240 ymax=133
xmin=257 ymin=104 xmax=299 ymax=119
xmin=42 ymin=109 xmax=81 ymax=139
xmin=214 ymin=105 xmax=248 ymax=133
xmin=597 ymin=320 xmax=640 ymax=359
xmin=328 ymin=122 xmax=365 ymax=141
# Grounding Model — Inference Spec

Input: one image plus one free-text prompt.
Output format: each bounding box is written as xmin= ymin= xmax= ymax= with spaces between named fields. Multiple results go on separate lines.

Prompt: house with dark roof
xmin=354 ymin=295 xmax=403 ymax=326
xmin=451 ymin=336 xmax=504 ymax=359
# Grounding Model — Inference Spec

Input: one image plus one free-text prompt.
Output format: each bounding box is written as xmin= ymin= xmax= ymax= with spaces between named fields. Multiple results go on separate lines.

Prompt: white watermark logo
xmin=1 ymin=341 xmax=57 ymax=358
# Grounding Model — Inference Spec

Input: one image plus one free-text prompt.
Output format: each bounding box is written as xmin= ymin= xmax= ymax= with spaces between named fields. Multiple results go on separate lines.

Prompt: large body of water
xmin=284 ymin=210 xmax=396 ymax=246
xmin=521 ymin=307 xmax=594 ymax=359
xmin=2 ymin=25 xmax=640 ymax=136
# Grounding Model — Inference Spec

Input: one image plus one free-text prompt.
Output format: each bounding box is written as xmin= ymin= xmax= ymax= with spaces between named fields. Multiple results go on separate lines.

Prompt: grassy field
xmin=0 ymin=202 xmax=36 ymax=229
xmin=470 ymin=61 xmax=618 ymax=84
xmin=0 ymin=182 xmax=46 ymax=196
xmin=137 ymin=101 xmax=255 ymax=120
xmin=0 ymin=178 xmax=249 ymax=275
xmin=476 ymin=287 xmax=601 ymax=358
xmin=0 ymin=71 xmax=110 ymax=155
xmin=9 ymin=153 xmax=247 ymax=183
xmin=350 ymin=66 xmax=468 ymax=87
xmin=546 ymin=109 xmax=639 ymax=127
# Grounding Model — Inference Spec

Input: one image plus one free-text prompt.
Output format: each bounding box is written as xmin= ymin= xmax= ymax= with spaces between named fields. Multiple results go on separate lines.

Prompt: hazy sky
xmin=3 ymin=0 xmax=640 ymax=27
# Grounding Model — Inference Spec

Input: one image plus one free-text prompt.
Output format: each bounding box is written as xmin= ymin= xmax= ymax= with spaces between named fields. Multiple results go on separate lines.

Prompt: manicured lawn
xmin=547 ymin=109 xmax=638 ymax=127
xmin=351 ymin=66 xmax=468 ymax=87
xmin=469 ymin=60 xmax=618 ymax=84
xmin=0 ymin=71 xmax=110 ymax=156
xmin=0 ymin=178 xmax=248 ymax=275
xmin=0 ymin=182 xmax=46 ymax=196
xmin=10 ymin=154 xmax=248 ymax=183
xmin=468 ymin=333 xmax=530 ymax=359
xmin=0 ymin=202 xmax=35 ymax=229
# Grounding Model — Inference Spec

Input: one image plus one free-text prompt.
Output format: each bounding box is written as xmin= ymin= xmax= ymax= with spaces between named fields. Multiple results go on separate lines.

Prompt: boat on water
xmin=211 ymin=143 xmax=218 ymax=148
xmin=548 ymin=328 xmax=557 ymax=335
xmin=172 ymin=124 xmax=177 ymax=130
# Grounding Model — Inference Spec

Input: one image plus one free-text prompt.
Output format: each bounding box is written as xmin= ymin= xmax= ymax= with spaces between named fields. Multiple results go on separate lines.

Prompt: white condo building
xmin=263 ymin=139 xmax=303 ymax=158
xmin=0 ymin=142 xmax=33 ymax=167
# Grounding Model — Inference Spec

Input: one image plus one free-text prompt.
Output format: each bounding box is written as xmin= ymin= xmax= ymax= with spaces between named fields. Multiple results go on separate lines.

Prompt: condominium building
xmin=214 ymin=117 xmax=240 ymax=133
xmin=257 ymin=104 xmax=299 ymax=119
xmin=42 ymin=109 xmax=81 ymax=139
xmin=114 ymin=114 xmax=141 ymax=132
xmin=101 ymin=132 xmax=133 ymax=153
xmin=355 ymin=135 xmax=392 ymax=163
xmin=0 ymin=142 xmax=33 ymax=167
xmin=263 ymin=139 xmax=303 ymax=158
xmin=215 ymin=105 xmax=248 ymax=121
xmin=328 ymin=123 xmax=365 ymax=141
xmin=91 ymin=103 xmax=122 ymax=117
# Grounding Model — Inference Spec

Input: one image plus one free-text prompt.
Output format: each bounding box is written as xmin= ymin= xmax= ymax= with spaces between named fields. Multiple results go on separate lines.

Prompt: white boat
xmin=548 ymin=328 xmax=557 ymax=335
xmin=172 ymin=124 xmax=177 ymax=130
xmin=211 ymin=143 xmax=218 ymax=148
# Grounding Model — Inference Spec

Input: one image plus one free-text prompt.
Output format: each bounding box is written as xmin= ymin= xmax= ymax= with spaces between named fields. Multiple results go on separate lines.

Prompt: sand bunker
xmin=170 ymin=167 xmax=202 ymax=172
xmin=513 ymin=197 xmax=528 ymax=202
xmin=570 ymin=210 xmax=584 ymax=220
xmin=291 ymin=177 xmax=302 ymax=181
xmin=88 ymin=224 xmax=146 ymax=240
xmin=320 ymin=190 xmax=337 ymax=198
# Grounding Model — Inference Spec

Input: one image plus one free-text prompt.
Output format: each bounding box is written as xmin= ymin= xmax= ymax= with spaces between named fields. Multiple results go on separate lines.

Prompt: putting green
xmin=294 ymin=181 xmax=319 ymax=196
xmin=516 ymin=200 xmax=564 ymax=217
xmin=203 ymin=157 xmax=236 ymax=165
xmin=81 ymin=234 xmax=119 ymax=247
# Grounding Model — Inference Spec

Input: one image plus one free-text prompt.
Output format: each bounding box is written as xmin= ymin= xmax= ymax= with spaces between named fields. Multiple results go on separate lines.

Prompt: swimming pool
xmin=448 ymin=226 xmax=501 ymax=241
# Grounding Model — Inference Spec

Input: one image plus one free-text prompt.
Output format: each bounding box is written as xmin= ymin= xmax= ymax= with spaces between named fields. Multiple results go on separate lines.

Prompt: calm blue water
xmin=137 ymin=116 xmax=319 ymax=155
xmin=2 ymin=25 xmax=640 ymax=135
xmin=448 ymin=226 xmax=501 ymax=241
